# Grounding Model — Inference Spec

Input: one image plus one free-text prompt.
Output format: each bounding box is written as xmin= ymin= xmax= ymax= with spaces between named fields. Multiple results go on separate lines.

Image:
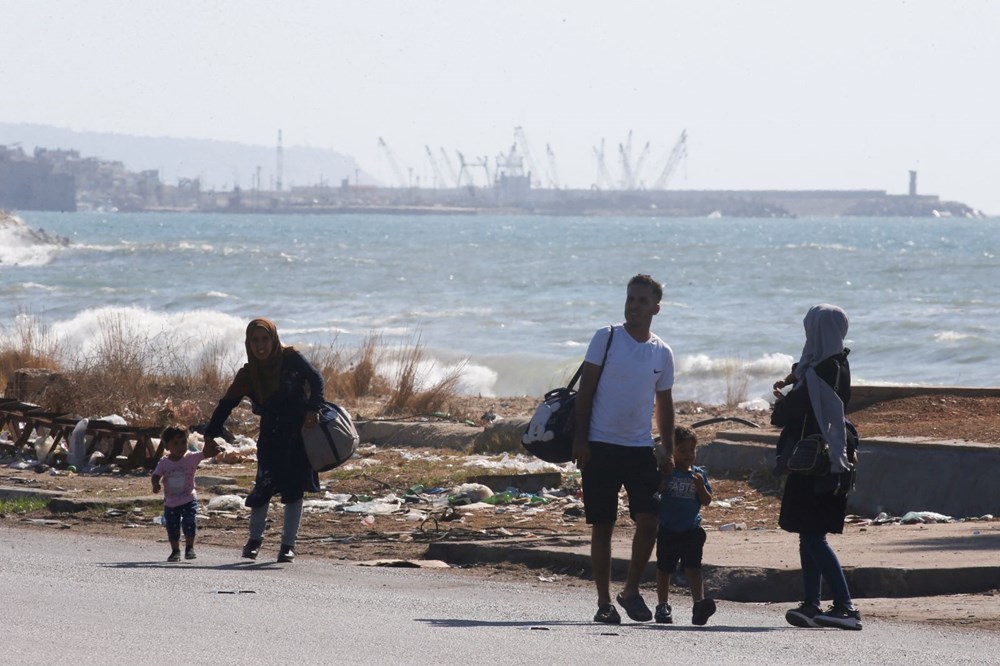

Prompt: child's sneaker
xmin=184 ymin=546 xmax=196 ymax=560
xmin=785 ymin=602 xmax=821 ymax=628
xmin=594 ymin=603 xmax=622 ymax=624
xmin=654 ymin=602 xmax=673 ymax=624
xmin=691 ymin=598 xmax=717 ymax=626
xmin=167 ymin=549 xmax=181 ymax=562
xmin=814 ymin=605 xmax=863 ymax=631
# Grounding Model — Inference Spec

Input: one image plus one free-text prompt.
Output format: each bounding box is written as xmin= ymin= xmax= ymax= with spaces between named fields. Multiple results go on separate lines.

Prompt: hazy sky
xmin=3 ymin=1 xmax=998 ymax=213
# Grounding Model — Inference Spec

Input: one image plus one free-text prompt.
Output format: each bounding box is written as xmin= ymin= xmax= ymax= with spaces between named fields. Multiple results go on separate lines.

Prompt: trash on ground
xmin=356 ymin=559 xmax=450 ymax=568
xmin=900 ymin=510 xmax=954 ymax=524
xmin=206 ymin=495 xmax=246 ymax=512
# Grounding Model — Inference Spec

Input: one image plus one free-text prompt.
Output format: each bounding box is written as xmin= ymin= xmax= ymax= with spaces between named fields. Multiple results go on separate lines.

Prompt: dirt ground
xmin=3 ymin=394 xmax=1000 ymax=630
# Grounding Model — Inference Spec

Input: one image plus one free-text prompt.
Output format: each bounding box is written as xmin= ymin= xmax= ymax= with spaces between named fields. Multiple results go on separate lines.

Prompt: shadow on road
xmin=893 ymin=533 xmax=1000 ymax=551
xmin=99 ymin=560 xmax=282 ymax=571
xmin=416 ymin=618 xmax=778 ymax=633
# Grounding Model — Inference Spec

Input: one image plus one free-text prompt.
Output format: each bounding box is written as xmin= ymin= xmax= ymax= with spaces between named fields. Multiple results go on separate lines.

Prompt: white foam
xmin=0 ymin=214 xmax=67 ymax=267
xmin=933 ymin=331 xmax=973 ymax=342
xmin=45 ymin=306 xmax=248 ymax=373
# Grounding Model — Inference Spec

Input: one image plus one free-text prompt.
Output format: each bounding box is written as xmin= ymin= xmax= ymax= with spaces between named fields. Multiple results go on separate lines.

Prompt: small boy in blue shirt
xmin=655 ymin=426 xmax=716 ymax=625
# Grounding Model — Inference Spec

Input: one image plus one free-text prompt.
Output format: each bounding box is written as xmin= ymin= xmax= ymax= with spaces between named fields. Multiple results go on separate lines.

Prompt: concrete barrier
xmin=848 ymin=384 xmax=1000 ymax=411
xmin=699 ymin=431 xmax=1000 ymax=517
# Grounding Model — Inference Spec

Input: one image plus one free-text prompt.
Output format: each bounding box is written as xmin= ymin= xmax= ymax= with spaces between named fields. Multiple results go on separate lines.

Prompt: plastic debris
xmin=900 ymin=511 xmax=953 ymax=524
xmin=206 ymin=495 xmax=246 ymax=512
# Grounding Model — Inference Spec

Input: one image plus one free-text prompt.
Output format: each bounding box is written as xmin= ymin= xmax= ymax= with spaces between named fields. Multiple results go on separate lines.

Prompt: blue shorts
xmin=581 ymin=442 xmax=660 ymax=524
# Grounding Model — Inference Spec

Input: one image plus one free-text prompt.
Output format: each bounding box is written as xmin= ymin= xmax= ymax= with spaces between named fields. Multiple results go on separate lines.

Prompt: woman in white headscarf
xmin=771 ymin=304 xmax=861 ymax=631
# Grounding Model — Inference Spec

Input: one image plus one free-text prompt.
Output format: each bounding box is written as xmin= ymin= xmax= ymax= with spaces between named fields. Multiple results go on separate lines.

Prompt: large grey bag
xmin=302 ymin=401 xmax=360 ymax=472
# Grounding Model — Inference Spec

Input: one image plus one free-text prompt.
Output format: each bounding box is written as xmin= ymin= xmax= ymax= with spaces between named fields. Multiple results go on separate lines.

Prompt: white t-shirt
xmin=585 ymin=324 xmax=674 ymax=447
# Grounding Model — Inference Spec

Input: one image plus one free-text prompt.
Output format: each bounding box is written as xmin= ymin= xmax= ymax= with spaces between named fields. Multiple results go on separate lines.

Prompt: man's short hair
xmin=628 ymin=274 xmax=663 ymax=303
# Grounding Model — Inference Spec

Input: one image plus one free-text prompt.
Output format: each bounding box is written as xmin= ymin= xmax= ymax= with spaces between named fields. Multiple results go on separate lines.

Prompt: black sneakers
xmin=654 ymin=602 xmax=673 ymax=624
xmin=815 ymin=605 xmax=863 ymax=631
xmin=277 ymin=543 xmax=295 ymax=563
xmin=785 ymin=603 xmax=821 ymax=628
xmin=692 ymin=598 xmax=717 ymax=626
xmin=241 ymin=538 xmax=263 ymax=560
xmin=594 ymin=603 xmax=622 ymax=624
xmin=167 ymin=549 xmax=181 ymax=562
xmin=184 ymin=546 xmax=196 ymax=560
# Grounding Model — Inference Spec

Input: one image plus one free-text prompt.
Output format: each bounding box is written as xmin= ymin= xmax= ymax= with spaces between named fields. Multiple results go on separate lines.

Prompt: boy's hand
xmin=571 ymin=437 xmax=590 ymax=470
xmin=303 ymin=410 xmax=318 ymax=430
xmin=151 ymin=481 xmax=160 ymax=494
xmin=692 ymin=472 xmax=706 ymax=489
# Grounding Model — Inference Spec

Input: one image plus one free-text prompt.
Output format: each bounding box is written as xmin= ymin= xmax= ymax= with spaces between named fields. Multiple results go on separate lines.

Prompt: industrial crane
xmin=652 ymin=129 xmax=688 ymax=190
xmin=592 ymin=139 xmax=615 ymax=190
xmin=377 ymin=137 xmax=408 ymax=188
xmin=439 ymin=148 xmax=460 ymax=187
xmin=618 ymin=142 xmax=635 ymax=191
xmin=513 ymin=126 xmax=541 ymax=187
xmin=425 ymin=146 xmax=446 ymax=189
xmin=545 ymin=144 xmax=560 ymax=189
xmin=632 ymin=141 xmax=652 ymax=189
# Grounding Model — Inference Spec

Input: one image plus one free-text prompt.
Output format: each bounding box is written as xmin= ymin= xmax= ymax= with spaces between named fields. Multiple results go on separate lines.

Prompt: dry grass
xmin=723 ymin=356 xmax=751 ymax=409
xmin=0 ymin=315 xmax=464 ymax=426
xmin=0 ymin=312 xmax=62 ymax=394
xmin=383 ymin=336 xmax=466 ymax=416
xmin=315 ymin=332 xmax=391 ymax=402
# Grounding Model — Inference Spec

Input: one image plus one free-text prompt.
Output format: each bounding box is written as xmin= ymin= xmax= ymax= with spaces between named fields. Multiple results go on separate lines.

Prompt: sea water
xmin=2 ymin=211 xmax=999 ymax=406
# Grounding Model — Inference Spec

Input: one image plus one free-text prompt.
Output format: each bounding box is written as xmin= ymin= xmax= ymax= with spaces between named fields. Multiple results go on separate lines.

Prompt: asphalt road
xmin=2 ymin=527 xmax=998 ymax=665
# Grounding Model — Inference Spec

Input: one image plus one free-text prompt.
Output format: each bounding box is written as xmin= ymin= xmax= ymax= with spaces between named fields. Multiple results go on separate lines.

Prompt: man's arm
xmin=655 ymin=388 xmax=675 ymax=474
xmin=202 ymin=437 xmax=220 ymax=459
xmin=572 ymin=361 xmax=602 ymax=470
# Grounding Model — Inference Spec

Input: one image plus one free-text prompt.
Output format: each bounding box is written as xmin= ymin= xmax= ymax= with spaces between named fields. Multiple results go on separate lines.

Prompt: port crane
xmin=378 ymin=137 xmax=408 ymax=188
xmin=439 ymin=148 xmax=461 ymax=187
xmin=632 ymin=141 xmax=652 ymax=188
xmin=652 ymin=129 xmax=688 ymax=190
xmin=425 ymin=146 xmax=446 ymax=188
xmin=618 ymin=142 xmax=635 ymax=190
xmin=457 ymin=151 xmax=492 ymax=187
xmin=546 ymin=144 xmax=560 ymax=189
xmin=513 ymin=126 xmax=542 ymax=187
xmin=592 ymin=139 xmax=615 ymax=190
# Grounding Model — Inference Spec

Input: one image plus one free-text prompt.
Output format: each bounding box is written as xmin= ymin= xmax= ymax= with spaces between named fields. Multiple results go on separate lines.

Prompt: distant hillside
xmin=0 ymin=122 xmax=374 ymax=190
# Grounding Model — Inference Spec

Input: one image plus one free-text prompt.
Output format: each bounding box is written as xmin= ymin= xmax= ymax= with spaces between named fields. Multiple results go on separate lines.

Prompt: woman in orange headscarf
xmin=205 ymin=318 xmax=324 ymax=563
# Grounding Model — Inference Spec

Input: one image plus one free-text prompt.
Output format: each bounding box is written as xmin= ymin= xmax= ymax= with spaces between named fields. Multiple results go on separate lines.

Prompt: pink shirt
xmin=153 ymin=451 xmax=205 ymax=508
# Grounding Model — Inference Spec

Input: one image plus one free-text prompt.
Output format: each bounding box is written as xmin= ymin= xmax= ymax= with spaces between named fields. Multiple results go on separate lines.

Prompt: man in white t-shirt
xmin=572 ymin=273 xmax=675 ymax=625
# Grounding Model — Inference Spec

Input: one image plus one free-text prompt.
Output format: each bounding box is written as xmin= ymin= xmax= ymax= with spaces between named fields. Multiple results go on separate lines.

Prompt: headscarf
xmin=224 ymin=318 xmax=290 ymax=404
xmin=793 ymin=304 xmax=849 ymax=379
xmin=792 ymin=304 xmax=850 ymax=472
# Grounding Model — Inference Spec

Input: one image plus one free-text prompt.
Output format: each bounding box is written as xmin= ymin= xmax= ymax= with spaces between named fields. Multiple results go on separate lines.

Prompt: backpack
xmin=302 ymin=401 xmax=360 ymax=472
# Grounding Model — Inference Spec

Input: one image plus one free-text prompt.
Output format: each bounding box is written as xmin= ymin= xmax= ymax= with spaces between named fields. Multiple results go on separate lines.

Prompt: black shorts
xmin=582 ymin=442 xmax=660 ymax=525
xmin=656 ymin=526 xmax=707 ymax=572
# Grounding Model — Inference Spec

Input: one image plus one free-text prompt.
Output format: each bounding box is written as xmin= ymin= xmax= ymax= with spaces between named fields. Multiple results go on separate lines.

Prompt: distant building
xmin=0 ymin=145 xmax=76 ymax=211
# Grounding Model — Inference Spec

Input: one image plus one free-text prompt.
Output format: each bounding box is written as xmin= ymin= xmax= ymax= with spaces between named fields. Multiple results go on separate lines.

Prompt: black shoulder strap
xmin=568 ymin=325 xmax=614 ymax=390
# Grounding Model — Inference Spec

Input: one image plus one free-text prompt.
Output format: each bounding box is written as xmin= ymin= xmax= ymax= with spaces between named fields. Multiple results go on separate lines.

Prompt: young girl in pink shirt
xmin=151 ymin=426 xmax=218 ymax=561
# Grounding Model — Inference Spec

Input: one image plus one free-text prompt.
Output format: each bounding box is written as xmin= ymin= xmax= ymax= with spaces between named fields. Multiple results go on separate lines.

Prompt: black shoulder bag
xmin=521 ymin=326 xmax=614 ymax=463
